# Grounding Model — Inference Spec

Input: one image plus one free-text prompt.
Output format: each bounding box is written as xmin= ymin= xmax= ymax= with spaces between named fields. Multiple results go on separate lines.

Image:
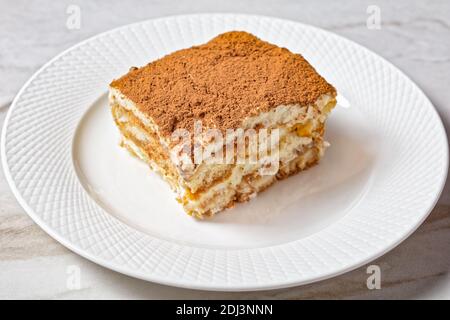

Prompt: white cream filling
xmin=184 ymin=146 xmax=319 ymax=215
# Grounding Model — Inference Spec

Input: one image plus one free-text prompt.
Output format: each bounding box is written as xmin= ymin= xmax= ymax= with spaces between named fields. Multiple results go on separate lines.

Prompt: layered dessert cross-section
xmin=109 ymin=31 xmax=337 ymax=218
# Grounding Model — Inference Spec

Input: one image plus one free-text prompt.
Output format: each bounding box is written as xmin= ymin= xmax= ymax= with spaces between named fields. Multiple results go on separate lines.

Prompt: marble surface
xmin=1 ymin=0 xmax=449 ymax=299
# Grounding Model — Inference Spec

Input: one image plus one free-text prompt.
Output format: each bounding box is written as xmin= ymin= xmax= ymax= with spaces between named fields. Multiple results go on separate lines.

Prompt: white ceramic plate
xmin=2 ymin=14 xmax=448 ymax=291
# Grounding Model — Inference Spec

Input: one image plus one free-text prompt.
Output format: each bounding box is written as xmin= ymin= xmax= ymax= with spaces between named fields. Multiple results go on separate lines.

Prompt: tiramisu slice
xmin=109 ymin=31 xmax=336 ymax=218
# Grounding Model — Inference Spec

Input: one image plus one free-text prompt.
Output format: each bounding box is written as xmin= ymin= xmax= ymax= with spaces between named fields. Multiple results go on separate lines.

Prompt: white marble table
xmin=1 ymin=0 xmax=449 ymax=299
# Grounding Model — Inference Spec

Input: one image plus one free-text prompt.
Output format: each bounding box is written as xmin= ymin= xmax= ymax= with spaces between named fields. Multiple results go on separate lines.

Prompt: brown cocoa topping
xmin=110 ymin=31 xmax=336 ymax=137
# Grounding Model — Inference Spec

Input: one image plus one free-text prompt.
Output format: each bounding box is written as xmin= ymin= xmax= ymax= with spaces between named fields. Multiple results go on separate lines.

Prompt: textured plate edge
xmin=1 ymin=13 xmax=449 ymax=292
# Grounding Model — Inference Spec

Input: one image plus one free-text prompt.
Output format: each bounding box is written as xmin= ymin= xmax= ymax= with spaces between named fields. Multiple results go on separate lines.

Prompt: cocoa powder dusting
xmin=110 ymin=31 xmax=336 ymax=137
